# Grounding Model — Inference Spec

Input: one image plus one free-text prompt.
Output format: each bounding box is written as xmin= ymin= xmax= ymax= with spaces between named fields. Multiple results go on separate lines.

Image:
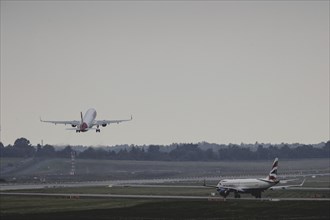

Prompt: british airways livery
xmin=215 ymin=158 xmax=304 ymax=198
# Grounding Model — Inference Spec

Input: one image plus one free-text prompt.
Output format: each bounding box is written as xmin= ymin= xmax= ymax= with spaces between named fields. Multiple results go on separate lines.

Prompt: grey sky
xmin=1 ymin=1 xmax=329 ymax=146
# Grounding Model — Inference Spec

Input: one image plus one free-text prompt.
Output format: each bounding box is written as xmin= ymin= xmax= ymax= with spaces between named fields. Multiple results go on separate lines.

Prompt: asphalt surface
xmin=1 ymin=192 xmax=330 ymax=202
xmin=1 ymin=181 xmax=329 ymax=191
xmin=1 ymin=173 xmax=328 ymax=191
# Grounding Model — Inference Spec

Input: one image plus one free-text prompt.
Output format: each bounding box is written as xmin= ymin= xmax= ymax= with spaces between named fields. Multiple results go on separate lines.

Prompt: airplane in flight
xmin=40 ymin=108 xmax=132 ymax=133
xmin=213 ymin=158 xmax=305 ymax=198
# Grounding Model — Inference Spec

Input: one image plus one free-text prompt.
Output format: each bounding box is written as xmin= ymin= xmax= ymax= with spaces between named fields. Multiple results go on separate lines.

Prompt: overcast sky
xmin=1 ymin=1 xmax=329 ymax=147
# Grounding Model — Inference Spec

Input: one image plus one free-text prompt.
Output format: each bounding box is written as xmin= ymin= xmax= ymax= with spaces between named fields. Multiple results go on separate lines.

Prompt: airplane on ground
xmin=212 ymin=158 xmax=305 ymax=198
xmin=40 ymin=108 xmax=132 ymax=133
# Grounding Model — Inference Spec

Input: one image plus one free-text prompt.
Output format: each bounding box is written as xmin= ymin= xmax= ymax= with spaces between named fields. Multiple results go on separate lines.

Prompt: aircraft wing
xmin=269 ymin=179 xmax=306 ymax=190
xmin=40 ymin=118 xmax=80 ymax=126
xmin=203 ymin=180 xmax=245 ymax=192
xmin=218 ymin=186 xmax=246 ymax=193
xmin=94 ymin=115 xmax=133 ymax=126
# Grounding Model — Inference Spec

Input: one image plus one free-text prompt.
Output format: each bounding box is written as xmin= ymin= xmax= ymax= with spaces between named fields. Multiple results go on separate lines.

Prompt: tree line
xmin=0 ymin=138 xmax=329 ymax=161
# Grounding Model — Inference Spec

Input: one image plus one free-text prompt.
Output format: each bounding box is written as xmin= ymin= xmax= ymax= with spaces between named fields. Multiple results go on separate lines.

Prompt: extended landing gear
xmin=96 ymin=129 xmax=100 ymax=133
xmin=234 ymin=192 xmax=241 ymax=198
xmin=252 ymin=192 xmax=262 ymax=198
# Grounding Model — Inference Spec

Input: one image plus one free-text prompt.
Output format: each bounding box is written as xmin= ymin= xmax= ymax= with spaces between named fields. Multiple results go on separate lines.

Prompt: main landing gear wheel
xmin=255 ymin=193 xmax=261 ymax=198
xmin=96 ymin=129 xmax=100 ymax=132
xmin=234 ymin=193 xmax=241 ymax=198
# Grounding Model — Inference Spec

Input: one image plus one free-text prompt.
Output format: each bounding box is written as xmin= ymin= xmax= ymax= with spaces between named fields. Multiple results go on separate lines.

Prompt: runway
xmin=0 ymin=177 xmax=217 ymax=191
xmin=1 ymin=182 xmax=329 ymax=191
xmin=1 ymin=192 xmax=330 ymax=202
xmin=0 ymin=183 xmax=207 ymax=191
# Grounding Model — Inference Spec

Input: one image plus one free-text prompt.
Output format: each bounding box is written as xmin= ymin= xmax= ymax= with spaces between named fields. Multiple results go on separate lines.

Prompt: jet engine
xmin=218 ymin=189 xmax=230 ymax=198
xmin=102 ymin=124 xmax=107 ymax=127
xmin=71 ymin=124 xmax=77 ymax=127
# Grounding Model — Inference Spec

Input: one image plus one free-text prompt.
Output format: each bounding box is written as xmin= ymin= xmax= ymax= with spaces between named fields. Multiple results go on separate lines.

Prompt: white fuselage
xmin=217 ymin=178 xmax=276 ymax=192
xmin=80 ymin=108 xmax=97 ymax=131
xmin=41 ymin=107 xmax=131 ymax=133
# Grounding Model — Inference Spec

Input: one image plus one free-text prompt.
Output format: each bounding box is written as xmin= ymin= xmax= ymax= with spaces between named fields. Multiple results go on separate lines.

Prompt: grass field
xmin=1 ymin=196 xmax=329 ymax=220
xmin=1 ymin=158 xmax=329 ymax=182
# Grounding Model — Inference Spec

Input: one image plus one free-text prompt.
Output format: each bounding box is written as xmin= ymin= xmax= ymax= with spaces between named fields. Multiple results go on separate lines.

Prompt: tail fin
xmin=267 ymin=158 xmax=278 ymax=181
